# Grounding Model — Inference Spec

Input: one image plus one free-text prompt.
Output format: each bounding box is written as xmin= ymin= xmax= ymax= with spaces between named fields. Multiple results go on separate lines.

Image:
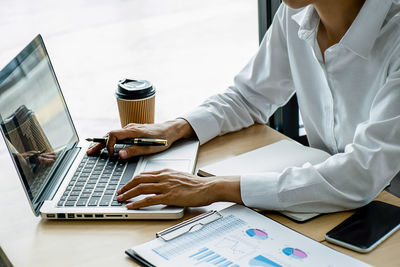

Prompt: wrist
xmin=207 ymin=176 xmax=243 ymax=204
xmin=166 ymin=118 xmax=196 ymax=142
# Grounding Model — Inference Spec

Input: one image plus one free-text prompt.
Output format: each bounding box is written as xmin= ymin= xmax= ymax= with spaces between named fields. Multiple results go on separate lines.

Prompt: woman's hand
xmin=86 ymin=118 xmax=195 ymax=159
xmin=116 ymin=169 xmax=243 ymax=209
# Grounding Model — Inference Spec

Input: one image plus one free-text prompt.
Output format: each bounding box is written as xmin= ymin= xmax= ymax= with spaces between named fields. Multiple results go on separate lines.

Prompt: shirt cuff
xmin=180 ymin=107 xmax=220 ymax=145
xmin=240 ymin=172 xmax=282 ymax=210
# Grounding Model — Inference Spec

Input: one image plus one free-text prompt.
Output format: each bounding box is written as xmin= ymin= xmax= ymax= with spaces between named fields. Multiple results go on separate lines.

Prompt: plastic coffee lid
xmin=116 ymin=79 xmax=155 ymax=100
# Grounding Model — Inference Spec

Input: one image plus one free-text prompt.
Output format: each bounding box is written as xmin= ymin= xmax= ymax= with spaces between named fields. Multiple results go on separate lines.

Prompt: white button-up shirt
xmin=182 ymin=0 xmax=400 ymax=213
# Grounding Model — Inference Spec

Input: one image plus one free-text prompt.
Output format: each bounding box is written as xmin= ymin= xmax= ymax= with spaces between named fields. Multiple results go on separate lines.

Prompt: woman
xmin=88 ymin=0 xmax=400 ymax=212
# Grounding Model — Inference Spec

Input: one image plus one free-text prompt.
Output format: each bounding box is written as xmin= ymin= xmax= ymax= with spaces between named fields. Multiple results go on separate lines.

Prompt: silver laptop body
xmin=0 ymin=35 xmax=199 ymax=220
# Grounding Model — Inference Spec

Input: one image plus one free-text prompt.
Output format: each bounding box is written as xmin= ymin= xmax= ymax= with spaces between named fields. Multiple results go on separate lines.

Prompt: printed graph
xmin=189 ymin=247 xmax=239 ymax=267
xmin=282 ymin=247 xmax=307 ymax=259
xmin=249 ymin=255 xmax=282 ymax=267
xmin=153 ymin=215 xmax=246 ymax=260
xmin=245 ymin=229 xmax=268 ymax=240
xmin=214 ymin=236 xmax=257 ymax=257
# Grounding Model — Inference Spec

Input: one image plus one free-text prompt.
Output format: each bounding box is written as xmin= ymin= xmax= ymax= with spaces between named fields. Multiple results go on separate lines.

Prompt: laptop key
xmin=88 ymin=197 xmax=101 ymax=206
xmin=104 ymin=189 xmax=114 ymax=195
xmin=100 ymin=195 xmax=112 ymax=206
xmin=67 ymin=196 xmax=78 ymax=201
xmin=99 ymin=178 xmax=109 ymax=183
xmin=120 ymin=160 xmax=138 ymax=185
xmin=81 ymin=193 xmax=91 ymax=198
xmin=111 ymin=201 xmax=122 ymax=206
xmin=92 ymin=191 xmax=103 ymax=197
xmin=70 ymin=191 xmax=80 ymax=196
xmin=75 ymin=182 xmax=86 ymax=187
xmin=115 ymin=167 xmax=124 ymax=173
xmin=65 ymin=200 xmax=76 ymax=206
xmin=64 ymin=188 xmax=72 ymax=194
xmin=108 ymin=180 xmax=119 ymax=185
xmin=97 ymin=158 xmax=107 ymax=164
xmin=94 ymin=187 xmax=104 ymax=193
xmin=72 ymin=186 xmax=83 ymax=191
xmin=83 ymin=188 xmax=93 ymax=194
xmin=106 ymin=185 xmax=117 ymax=190
xmin=97 ymin=183 xmax=107 ymax=188
xmin=58 ymin=200 xmax=65 ymax=206
xmin=84 ymin=184 xmax=95 ymax=189
xmin=87 ymin=179 xmax=98 ymax=184
xmin=76 ymin=198 xmax=89 ymax=206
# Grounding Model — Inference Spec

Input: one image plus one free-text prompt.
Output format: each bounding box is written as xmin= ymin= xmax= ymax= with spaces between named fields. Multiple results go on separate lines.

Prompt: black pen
xmin=85 ymin=137 xmax=168 ymax=146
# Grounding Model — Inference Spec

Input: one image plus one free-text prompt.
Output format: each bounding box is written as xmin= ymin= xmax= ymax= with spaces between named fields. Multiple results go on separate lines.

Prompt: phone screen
xmin=326 ymin=201 xmax=400 ymax=250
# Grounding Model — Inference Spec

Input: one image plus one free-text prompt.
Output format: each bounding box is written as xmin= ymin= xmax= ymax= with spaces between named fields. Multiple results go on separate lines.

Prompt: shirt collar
xmin=291 ymin=0 xmax=393 ymax=59
xmin=291 ymin=5 xmax=319 ymax=41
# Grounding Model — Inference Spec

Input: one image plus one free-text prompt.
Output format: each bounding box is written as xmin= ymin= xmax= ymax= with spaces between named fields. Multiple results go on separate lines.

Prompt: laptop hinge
xmin=34 ymin=144 xmax=81 ymax=215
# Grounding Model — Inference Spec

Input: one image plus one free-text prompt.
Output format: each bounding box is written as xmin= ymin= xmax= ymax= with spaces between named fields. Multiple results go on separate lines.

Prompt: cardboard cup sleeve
xmin=116 ymin=95 xmax=155 ymax=127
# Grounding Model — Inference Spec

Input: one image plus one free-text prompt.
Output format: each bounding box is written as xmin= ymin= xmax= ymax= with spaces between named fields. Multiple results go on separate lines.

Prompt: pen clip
xmin=156 ymin=210 xmax=223 ymax=241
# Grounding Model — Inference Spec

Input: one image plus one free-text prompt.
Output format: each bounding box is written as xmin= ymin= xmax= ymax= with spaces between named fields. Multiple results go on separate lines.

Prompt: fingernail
xmin=117 ymin=189 xmax=121 ymax=194
xmin=117 ymin=195 xmax=123 ymax=201
xmin=119 ymin=150 xmax=127 ymax=158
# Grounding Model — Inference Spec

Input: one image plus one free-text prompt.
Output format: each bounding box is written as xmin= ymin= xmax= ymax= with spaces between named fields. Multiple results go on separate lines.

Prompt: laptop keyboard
xmin=57 ymin=146 xmax=138 ymax=208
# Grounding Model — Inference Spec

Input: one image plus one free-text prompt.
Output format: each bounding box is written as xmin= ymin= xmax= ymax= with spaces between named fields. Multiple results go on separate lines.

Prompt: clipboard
xmin=125 ymin=210 xmax=223 ymax=266
xmin=125 ymin=205 xmax=372 ymax=267
xmin=156 ymin=210 xmax=223 ymax=241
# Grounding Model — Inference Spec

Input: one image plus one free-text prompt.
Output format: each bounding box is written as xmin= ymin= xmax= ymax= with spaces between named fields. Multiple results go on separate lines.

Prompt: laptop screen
xmin=0 ymin=35 xmax=78 ymax=208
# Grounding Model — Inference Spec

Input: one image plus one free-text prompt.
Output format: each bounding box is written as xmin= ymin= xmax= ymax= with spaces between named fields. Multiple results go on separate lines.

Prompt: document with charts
xmin=126 ymin=205 xmax=371 ymax=267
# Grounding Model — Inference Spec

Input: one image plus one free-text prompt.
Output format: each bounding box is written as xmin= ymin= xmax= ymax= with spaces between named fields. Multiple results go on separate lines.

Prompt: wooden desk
xmin=0 ymin=124 xmax=398 ymax=266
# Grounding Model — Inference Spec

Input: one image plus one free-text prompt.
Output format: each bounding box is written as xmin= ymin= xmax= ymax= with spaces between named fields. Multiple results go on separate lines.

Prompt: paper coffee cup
xmin=116 ymin=79 xmax=156 ymax=127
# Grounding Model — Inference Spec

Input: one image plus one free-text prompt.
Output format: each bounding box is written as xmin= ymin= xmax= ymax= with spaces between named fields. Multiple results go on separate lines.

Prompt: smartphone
xmin=325 ymin=201 xmax=400 ymax=253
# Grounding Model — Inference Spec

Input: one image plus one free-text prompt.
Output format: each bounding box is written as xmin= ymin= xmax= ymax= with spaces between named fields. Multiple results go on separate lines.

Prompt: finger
xmin=106 ymin=132 xmax=116 ymax=156
xmin=86 ymin=142 xmax=105 ymax=155
xmin=117 ymin=175 xmax=162 ymax=194
xmin=139 ymin=168 xmax=173 ymax=175
xmin=119 ymin=145 xmax=166 ymax=159
xmin=106 ymin=129 xmax=142 ymax=156
xmin=126 ymin=194 xmax=166 ymax=209
xmin=117 ymin=183 xmax=165 ymax=202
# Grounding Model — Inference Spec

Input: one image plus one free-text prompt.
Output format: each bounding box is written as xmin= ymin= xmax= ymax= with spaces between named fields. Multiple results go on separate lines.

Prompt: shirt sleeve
xmin=241 ymin=67 xmax=400 ymax=213
xmin=181 ymin=4 xmax=295 ymax=145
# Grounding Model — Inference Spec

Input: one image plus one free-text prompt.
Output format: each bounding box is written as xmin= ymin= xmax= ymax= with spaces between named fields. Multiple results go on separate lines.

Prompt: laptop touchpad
xmin=126 ymin=194 xmax=167 ymax=210
xmin=143 ymin=159 xmax=191 ymax=173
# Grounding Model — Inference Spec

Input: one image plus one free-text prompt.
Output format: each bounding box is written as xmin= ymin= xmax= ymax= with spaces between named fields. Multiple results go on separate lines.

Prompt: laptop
xmin=0 ymin=34 xmax=199 ymax=220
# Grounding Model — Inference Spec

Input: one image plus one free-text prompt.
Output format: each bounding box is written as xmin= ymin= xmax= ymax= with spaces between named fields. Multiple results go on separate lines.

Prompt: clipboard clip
xmin=156 ymin=210 xmax=223 ymax=241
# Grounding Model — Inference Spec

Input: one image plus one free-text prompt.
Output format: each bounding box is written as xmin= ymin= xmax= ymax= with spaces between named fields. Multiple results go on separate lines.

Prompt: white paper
xmin=198 ymin=140 xmax=330 ymax=176
xmin=131 ymin=205 xmax=371 ymax=267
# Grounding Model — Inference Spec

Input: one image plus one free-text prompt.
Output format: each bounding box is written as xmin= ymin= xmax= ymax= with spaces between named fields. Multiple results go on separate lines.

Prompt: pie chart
xmin=245 ymin=229 xmax=268 ymax=240
xmin=282 ymin=247 xmax=307 ymax=259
